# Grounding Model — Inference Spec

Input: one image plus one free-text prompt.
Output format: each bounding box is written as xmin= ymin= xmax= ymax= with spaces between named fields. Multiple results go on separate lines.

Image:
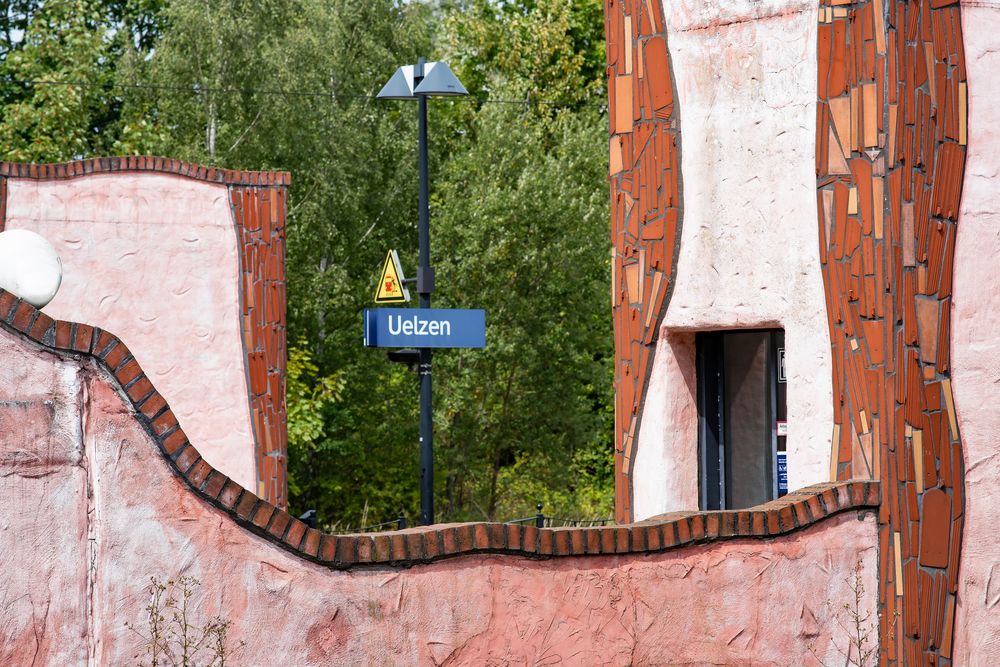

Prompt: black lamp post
xmin=377 ymin=59 xmax=468 ymax=526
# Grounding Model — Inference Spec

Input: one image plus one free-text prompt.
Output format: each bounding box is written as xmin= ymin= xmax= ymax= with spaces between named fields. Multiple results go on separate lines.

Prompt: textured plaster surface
xmin=0 ymin=334 xmax=88 ymax=665
xmin=0 ymin=325 xmax=878 ymax=666
xmin=4 ymin=174 xmax=255 ymax=491
xmin=662 ymin=0 xmax=814 ymax=29
xmin=633 ymin=0 xmax=832 ymax=517
xmin=633 ymin=332 xmax=699 ymax=519
xmin=952 ymin=4 xmax=1000 ymax=663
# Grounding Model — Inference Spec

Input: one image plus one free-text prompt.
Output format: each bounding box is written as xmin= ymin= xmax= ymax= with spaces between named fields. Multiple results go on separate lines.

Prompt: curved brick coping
xmin=0 ymin=288 xmax=878 ymax=569
xmin=0 ymin=156 xmax=289 ymax=186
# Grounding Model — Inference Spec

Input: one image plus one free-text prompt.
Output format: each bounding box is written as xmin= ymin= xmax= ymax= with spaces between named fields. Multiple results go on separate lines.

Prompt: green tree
xmin=130 ymin=0 xmax=612 ymax=525
xmin=121 ymin=0 xmax=438 ymax=526
xmin=2 ymin=0 xmax=613 ymax=526
xmin=432 ymin=102 xmax=613 ymax=520
xmin=424 ymin=0 xmax=612 ymax=520
xmin=1 ymin=2 xmax=36 ymax=61
xmin=442 ymin=0 xmax=604 ymax=112
xmin=0 ymin=0 xmax=111 ymax=161
xmin=0 ymin=0 xmax=166 ymax=161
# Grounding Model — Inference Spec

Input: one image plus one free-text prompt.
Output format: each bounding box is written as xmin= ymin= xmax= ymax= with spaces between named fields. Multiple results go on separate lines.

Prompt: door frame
xmin=696 ymin=329 xmax=784 ymax=511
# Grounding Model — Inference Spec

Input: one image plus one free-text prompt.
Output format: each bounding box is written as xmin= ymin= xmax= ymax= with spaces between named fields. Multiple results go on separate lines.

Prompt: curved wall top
xmin=0 ymin=282 xmax=878 ymax=565
xmin=0 ymin=157 xmax=289 ymax=507
xmin=0 ymin=284 xmax=881 ymax=664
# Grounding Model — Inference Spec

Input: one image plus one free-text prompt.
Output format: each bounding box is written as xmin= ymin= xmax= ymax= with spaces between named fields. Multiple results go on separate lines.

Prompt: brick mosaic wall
xmin=0 ymin=158 xmax=290 ymax=508
xmin=230 ymin=184 xmax=288 ymax=508
xmin=605 ymin=0 xmax=682 ymax=523
xmin=815 ymin=1 xmax=967 ymax=662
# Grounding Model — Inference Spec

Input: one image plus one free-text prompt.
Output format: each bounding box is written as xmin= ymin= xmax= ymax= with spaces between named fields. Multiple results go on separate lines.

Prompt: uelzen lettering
xmin=388 ymin=314 xmax=452 ymax=337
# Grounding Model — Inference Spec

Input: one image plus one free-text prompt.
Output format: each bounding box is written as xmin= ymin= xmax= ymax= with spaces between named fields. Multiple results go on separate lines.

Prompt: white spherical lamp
xmin=0 ymin=229 xmax=63 ymax=308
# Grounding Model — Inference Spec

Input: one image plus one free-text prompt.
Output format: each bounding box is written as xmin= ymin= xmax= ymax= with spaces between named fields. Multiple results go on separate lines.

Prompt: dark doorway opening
xmin=697 ymin=329 xmax=787 ymax=510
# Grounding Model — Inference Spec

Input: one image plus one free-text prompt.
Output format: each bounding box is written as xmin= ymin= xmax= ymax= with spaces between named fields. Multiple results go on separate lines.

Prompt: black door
xmin=697 ymin=330 xmax=786 ymax=510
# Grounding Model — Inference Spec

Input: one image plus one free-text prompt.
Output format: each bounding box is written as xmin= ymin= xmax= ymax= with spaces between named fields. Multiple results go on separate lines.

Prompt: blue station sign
xmin=364 ymin=308 xmax=486 ymax=349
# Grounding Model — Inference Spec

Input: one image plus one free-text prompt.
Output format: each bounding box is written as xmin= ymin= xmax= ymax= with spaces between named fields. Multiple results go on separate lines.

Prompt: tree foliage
xmin=0 ymin=0 xmax=167 ymax=160
xmin=431 ymin=103 xmax=613 ymax=520
xmin=0 ymin=0 xmax=110 ymax=160
xmin=0 ymin=0 xmax=612 ymax=526
xmin=429 ymin=0 xmax=611 ymax=520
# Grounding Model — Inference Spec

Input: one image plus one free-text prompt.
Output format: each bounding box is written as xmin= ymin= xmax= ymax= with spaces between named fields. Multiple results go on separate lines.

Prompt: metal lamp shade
xmin=378 ymin=62 xmax=468 ymax=100
xmin=413 ymin=62 xmax=468 ymax=97
xmin=376 ymin=65 xmax=417 ymax=100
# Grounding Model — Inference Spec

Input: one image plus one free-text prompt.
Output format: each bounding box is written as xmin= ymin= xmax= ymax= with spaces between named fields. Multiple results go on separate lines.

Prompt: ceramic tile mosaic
xmin=605 ymin=0 xmax=683 ymax=523
xmin=815 ymin=1 xmax=967 ymax=662
xmin=229 ymin=185 xmax=288 ymax=509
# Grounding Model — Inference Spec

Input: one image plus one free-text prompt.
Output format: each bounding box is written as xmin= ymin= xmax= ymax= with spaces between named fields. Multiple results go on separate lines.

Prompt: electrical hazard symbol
xmin=374 ymin=249 xmax=410 ymax=304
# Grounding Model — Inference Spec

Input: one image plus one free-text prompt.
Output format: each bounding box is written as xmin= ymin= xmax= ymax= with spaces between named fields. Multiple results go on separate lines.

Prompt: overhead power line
xmin=2 ymin=77 xmax=608 ymax=112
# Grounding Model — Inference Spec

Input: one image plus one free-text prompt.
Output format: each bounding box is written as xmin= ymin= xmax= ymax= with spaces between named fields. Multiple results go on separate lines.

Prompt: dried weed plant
xmin=125 ymin=576 xmax=245 ymax=667
xmin=810 ymin=560 xmax=898 ymax=667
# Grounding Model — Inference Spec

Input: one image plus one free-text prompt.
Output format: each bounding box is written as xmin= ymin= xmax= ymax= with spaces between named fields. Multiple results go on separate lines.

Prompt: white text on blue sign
xmin=364 ymin=308 xmax=486 ymax=349
xmin=388 ymin=313 xmax=452 ymax=337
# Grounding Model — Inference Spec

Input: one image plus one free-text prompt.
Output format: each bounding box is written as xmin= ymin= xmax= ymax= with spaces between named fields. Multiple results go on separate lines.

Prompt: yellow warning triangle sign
xmin=374 ymin=249 xmax=410 ymax=303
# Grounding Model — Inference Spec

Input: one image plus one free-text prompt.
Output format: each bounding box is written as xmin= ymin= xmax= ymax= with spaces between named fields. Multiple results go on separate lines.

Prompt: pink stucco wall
xmin=633 ymin=1 xmax=834 ymax=517
xmin=952 ymin=2 xmax=1000 ymax=663
xmin=0 ymin=336 xmax=89 ymax=664
xmin=4 ymin=174 xmax=256 ymax=492
xmin=0 ymin=322 xmax=877 ymax=666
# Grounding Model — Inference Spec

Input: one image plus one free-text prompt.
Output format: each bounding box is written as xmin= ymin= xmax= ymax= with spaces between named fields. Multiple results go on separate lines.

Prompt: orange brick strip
xmin=0 ymin=156 xmax=290 ymax=185
xmin=816 ymin=1 xmax=967 ymax=662
xmin=2 ymin=288 xmax=880 ymax=567
xmin=229 ymin=184 xmax=289 ymax=509
xmin=605 ymin=0 xmax=683 ymax=522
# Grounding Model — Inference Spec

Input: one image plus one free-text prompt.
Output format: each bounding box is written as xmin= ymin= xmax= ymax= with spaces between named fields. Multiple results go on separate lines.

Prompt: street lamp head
xmin=376 ymin=64 xmax=418 ymax=100
xmin=413 ymin=62 xmax=468 ymax=97
xmin=377 ymin=61 xmax=468 ymax=100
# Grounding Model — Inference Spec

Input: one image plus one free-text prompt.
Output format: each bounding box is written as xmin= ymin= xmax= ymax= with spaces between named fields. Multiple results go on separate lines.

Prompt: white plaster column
xmin=633 ymin=1 xmax=831 ymax=517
